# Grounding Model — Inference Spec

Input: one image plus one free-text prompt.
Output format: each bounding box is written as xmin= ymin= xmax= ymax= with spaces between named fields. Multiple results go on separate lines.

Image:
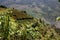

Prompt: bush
xmin=0 ymin=5 xmax=7 ymax=8
xmin=0 ymin=8 xmax=60 ymax=40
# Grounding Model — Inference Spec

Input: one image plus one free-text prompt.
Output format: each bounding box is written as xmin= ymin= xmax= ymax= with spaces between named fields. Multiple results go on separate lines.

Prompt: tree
xmin=0 ymin=5 xmax=7 ymax=8
xmin=58 ymin=0 xmax=60 ymax=2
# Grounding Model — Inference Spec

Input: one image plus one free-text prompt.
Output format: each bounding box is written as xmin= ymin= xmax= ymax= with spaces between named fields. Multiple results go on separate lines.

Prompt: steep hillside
xmin=0 ymin=0 xmax=60 ymax=24
xmin=0 ymin=8 xmax=60 ymax=40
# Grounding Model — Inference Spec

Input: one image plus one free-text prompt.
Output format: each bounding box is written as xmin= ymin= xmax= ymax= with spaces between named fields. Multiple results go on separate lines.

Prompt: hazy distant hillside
xmin=0 ymin=0 xmax=60 ymax=24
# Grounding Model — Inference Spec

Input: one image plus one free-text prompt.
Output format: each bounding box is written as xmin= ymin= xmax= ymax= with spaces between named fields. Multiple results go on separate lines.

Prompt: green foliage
xmin=0 ymin=5 xmax=7 ymax=8
xmin=56 ymin=17 xmax=60 ymax=21
xmin=0 ymin=8 xmax=60 ymax=40
xmin=0 ymin=9 xmax=15 ymax=40
xmin=58 ymin=0 xmax=60 ymax=2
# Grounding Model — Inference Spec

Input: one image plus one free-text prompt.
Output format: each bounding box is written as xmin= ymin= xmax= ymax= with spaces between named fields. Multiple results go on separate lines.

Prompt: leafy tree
xmin=58 ymin=0 xmax=60 ymax=2
xmin=0 ymin=5 xmax=7 ymax=8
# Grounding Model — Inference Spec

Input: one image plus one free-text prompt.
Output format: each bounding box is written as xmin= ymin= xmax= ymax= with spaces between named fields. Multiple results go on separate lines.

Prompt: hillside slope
xmin=0 ymin=8 xmax=60 ymax=40
xmin=0 ymin=0 xmax=60 ymax=24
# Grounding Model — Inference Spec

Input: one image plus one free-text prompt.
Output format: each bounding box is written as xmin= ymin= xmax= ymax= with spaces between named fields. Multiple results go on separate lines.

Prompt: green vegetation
xmin=56 ymin=17 xmax=60 ymax=21
xmin=59 ymin=0 xmax=60 ymax=2
xmin=0 ymin=8 xmax=60 ymax=40
xmin=0 ymin=5 xmax=7 ymax=8
xmin=55 ymin=17 xmax=60 ymax=35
